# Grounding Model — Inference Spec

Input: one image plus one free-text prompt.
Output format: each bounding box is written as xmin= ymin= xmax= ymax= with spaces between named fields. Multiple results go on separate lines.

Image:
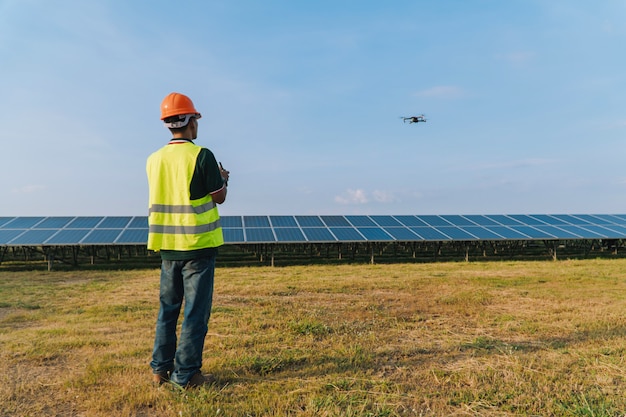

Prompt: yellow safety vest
xmin=146 ymin=142 xmax=224 ymax=251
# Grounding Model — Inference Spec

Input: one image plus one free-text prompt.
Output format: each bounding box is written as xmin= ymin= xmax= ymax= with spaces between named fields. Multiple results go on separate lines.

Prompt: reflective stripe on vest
xmin=146 ymin=142 xmax=224 ymax=251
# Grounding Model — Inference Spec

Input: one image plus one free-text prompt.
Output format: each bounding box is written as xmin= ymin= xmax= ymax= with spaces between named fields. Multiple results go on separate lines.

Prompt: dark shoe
xmin=185 ymin=372 xmax=216 ymax=389
xmin=152 ymin=370 xmax=170 ymax=386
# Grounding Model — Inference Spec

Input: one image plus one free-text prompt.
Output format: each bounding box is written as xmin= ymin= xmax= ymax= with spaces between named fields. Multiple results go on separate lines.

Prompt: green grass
xmin=2 ymin=260 xmax=626 ymax=416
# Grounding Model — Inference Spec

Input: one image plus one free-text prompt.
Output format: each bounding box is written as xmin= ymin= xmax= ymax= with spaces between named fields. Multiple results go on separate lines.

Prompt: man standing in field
xmin=146 ymin=92 xmax=229 ymax=388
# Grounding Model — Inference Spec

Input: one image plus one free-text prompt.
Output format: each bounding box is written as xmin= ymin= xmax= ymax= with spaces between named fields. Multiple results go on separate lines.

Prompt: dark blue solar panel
xmin=98 ymin=217 xmax=131 ymax=228
xmin=3 ymin=214 xmax=626 ymax=246
xmin=410 ymin=227 xmax=451 ymax=240
xmin=531 ymin=215 xmax=567 ymax=226
xmin=383 ymin=227 xmax=421 ymax=240
xmin=441 ymin=215 xmax=475 ymax=227
xmin=46 ymin=229 xmax=90 ymax=244
xmin=563 ymin=225 xmax=613 ymax=239
xmin=128 ymin=217 xmax=148 ymax=228
xmin=463 ymin=215 xmax=500 ymax=226
xmin=550 ymin=215 xmax=592 ymax=225
xmin=484 ymin=215 xmax=524 ymax=226
xmin=296 ymin=216 xmax=324 ymax=227
xmin=356 ymin=227 xmax=393 ymax=241
xmin=221 ymin=216 xmax=243 ymax=228
xmin=598 ymin=214 xmax=626 ymax=225
xmin=330 ymin=227 xmax=365 ymax=241
xmin=223 ymin=228 xmax=244 ymax=243
xmin=322 ymin=216 xmax=351 ymax=227
xmin=11 ymin=230 xmax=57 ymax=245
xmin=509 ymin=226 xmax=553 ymax=239
xmin=270 ymin=216 xmax=298 ymax=227
xmin=67 ymin=217 xmax=104 ymax=228
xmin=245 ymin=228 xmax=275 ymax=242
xmin=0 ymin=218 xmax=15 ymax=228
xmin=610 ymin=214 xmax=626 ymax=224
xmin=346 ymin=216 xmax=377 ymax=227
xmin=417 ymin=215 xmax=452 ymax=227
xmin=82 ymin=229 xmax=122 ymax=244
xmin=274 ymin=228 xmax=306 ymax=242
xmin=509 ymin=215 xmax=547 ymax=226
xmin=460 ymin=226 xmax=504 ymax=240
xmin=598 ymin=225 xmax=626 ymax=237
xmin=0 ymin=230 xmax=24 ymax=244
xmin=576 ymin=214 xmax=612 ymax=225
xmin=118 ymin=229 xmax=148 ymax=244
xmin=532 ymin=225 xmax=579 ymax=239
xmin=484 ymin=226 xmax=530 ymax=240
xmin=244 ymin=216 xmax=270 ymax=228
xmin=35 ymin=217 xmax=74 ymax=228
xmin=370 ymin=216 xmax=402 ymax=227
xmin=394 ymin=216 xmax=429 ymax=227
xmin=438 ymin=227 xmax=478 ymax=240
xmin=3 ymin=217 xmax=45 ymax=228
xmin=302 ymin=227 xmax=335 ymax=242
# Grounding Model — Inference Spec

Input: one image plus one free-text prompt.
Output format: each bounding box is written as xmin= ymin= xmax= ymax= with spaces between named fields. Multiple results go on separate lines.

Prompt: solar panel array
xmin=1 ymin=214 xmax=626 ymax=246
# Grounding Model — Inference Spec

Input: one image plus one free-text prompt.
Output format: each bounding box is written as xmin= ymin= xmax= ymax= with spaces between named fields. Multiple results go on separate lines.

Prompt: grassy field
xmin=2 ymin=259 xmax=626 ymax=416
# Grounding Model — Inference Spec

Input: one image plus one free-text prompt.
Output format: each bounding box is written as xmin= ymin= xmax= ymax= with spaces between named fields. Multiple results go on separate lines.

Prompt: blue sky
xmin=1 ymin=0 xmax=625 ymax=216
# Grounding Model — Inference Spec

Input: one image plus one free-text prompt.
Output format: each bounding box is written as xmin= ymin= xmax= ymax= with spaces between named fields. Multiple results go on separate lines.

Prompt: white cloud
xmin=335 ymin=189 xmax=368 ymax=205
xmin=335 ymin=189 xmax=398 ymax=205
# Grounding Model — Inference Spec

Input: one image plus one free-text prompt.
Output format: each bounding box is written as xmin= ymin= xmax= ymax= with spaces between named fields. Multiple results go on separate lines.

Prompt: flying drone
xmin=401 ymin=115 xmax=426 ymax=124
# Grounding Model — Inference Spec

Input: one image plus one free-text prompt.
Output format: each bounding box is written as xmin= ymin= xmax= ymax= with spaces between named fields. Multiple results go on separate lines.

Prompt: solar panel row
xmin=1 ymin=214 xmax=626 ymax=246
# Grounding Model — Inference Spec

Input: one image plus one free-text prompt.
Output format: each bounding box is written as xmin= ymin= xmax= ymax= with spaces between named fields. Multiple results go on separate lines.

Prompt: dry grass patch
xmin=2 ymin=260 xmax=626 ymax=416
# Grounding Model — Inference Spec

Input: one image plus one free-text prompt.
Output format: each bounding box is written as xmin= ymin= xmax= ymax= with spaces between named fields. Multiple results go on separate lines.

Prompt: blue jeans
xmin=150 ymin=256 xmax=216 ymax=385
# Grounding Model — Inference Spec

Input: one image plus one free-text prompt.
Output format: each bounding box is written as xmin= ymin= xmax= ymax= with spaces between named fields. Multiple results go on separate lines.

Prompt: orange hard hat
xmin=160 ymin=92 xmax=202 ymax=120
